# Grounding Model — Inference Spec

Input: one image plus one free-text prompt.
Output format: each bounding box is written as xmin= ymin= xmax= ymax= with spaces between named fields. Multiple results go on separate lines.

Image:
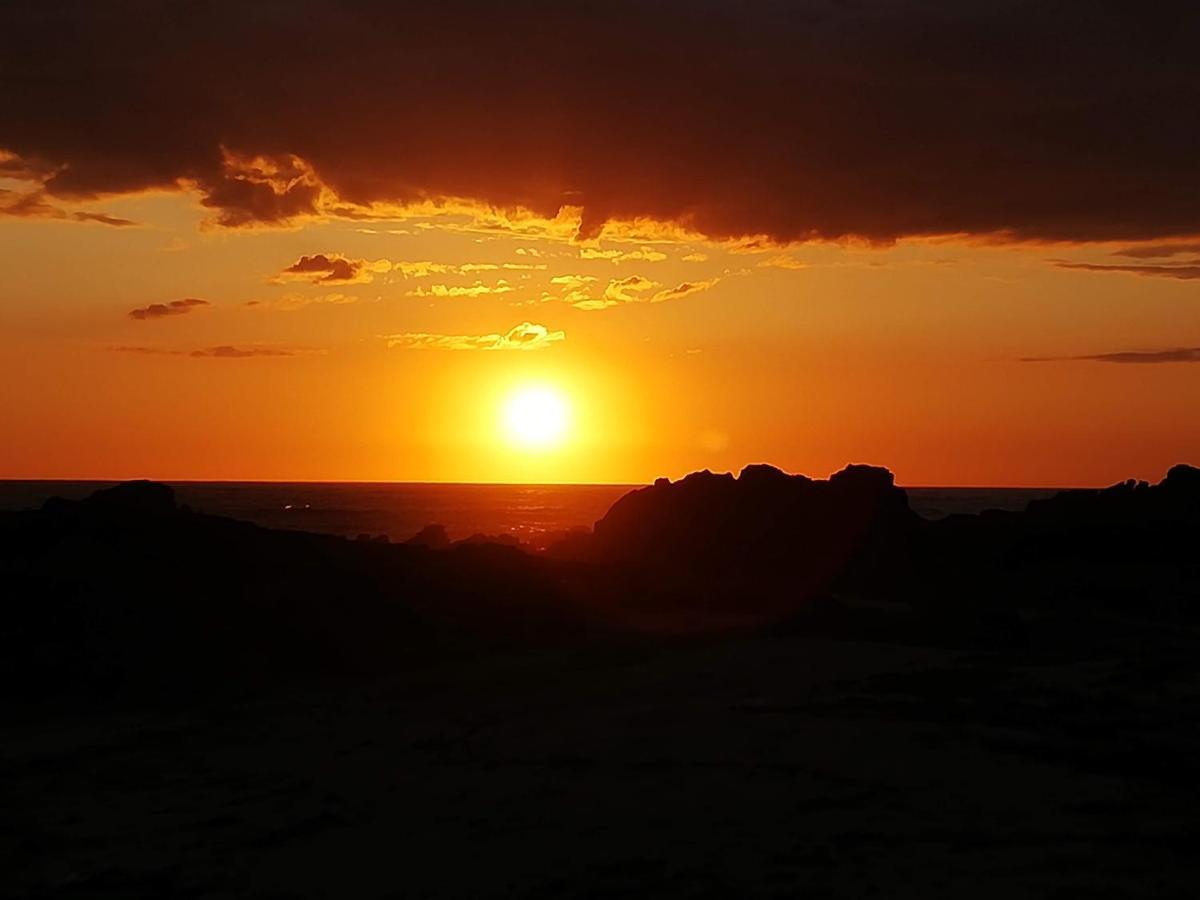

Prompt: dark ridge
xmin=3 ymin=463 xmax=1199 ymax=711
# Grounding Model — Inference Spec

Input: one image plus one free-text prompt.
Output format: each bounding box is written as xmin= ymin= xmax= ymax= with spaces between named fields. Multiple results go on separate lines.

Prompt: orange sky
xmin=2 ymin=190 xmax=1197 ymax=486
xmin=2 ymin=3 xmax=1198 ymax=486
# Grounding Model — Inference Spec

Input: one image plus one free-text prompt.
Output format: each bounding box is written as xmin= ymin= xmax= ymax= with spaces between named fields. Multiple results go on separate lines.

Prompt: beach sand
xmin=7 ymin=624 xmax=1198 ymax=898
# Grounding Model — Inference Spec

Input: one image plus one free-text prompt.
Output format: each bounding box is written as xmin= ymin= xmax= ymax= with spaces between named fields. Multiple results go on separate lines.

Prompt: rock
xmin=588 ymin=462 xmax=918 ymax=607
xmin=83 ymin=480 xmax=177 ymax=515
xmin=1164 ymin=464 xmax=1200 ymax=495
xmin=406 ymin=523 xmax=450 ymax=550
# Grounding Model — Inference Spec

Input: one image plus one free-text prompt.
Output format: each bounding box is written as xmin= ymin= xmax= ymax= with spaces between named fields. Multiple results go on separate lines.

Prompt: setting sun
xmin=502 ymin=386 xmax=570 ymax=450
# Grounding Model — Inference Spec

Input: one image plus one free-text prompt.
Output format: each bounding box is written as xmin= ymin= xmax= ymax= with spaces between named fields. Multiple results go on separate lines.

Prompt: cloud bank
xmin=3 ymin=1 xmax=1199 ymax=244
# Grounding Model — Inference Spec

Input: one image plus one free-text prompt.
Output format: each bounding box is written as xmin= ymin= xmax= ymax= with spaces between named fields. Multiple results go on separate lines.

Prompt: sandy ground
xmin=6 ymin=629 xmax=1200 ymax=899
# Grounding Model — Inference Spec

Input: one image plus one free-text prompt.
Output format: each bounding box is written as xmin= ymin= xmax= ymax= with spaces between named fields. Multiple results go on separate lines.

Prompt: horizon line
xmin=0 ymin=475 xmax=1110 ymax=491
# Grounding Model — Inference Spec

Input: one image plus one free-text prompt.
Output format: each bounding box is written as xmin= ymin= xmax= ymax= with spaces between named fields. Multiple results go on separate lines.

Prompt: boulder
xmin=82 ymin=480 xmax=177 ymax=516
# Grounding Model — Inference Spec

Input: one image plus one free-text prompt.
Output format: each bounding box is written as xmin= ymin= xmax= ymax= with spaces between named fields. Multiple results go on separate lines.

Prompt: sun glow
xmin=502 ymin=385 xmax=570 ymax=450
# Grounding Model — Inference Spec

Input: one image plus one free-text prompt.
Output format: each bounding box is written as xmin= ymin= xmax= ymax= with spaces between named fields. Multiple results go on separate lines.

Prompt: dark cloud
xmin=1055 ymin=262 xmax=1200 ymax=280
xmin=73 ymin=210 xmax=137 ymax=227
xmin=111 ymin=343 xmax=298 ymax=358
xmin=280 ymin=254 xmax=368 ymax=283
xmin=0 ymin=188 xmax=58 ymax=218
xmin=190 ymin=346 xmax=295 ymax=358
xmin=1113 ymin=242 xmax=1200 ymax=259
xmin=110 ymin=345 xmax=172 ymax=355
xmin=0 ymin=187 xmax=138 ymax=226
xmin=2 ymin=2 xmax=1199 ymax=243
xmin=128 ymin=298 xmax=209 ymax=320
xmin=1023 ymin=348 xmax=1200 ymax=364
xmin=651 ymin=280 xmax=718 ymax=303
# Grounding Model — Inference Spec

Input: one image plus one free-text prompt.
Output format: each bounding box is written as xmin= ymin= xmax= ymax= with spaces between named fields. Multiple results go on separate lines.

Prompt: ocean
xmin=0 ymin=480 xmax=1063 ymax=548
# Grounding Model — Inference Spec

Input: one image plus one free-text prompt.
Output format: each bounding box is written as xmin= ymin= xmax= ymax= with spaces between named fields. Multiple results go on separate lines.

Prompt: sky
xmin=2 ymin=0 xmax=1198 ymax=486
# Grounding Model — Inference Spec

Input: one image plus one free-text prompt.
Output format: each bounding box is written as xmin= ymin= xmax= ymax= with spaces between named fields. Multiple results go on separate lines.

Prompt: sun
xmin=502 ymin=385 xmax=570 ymax=450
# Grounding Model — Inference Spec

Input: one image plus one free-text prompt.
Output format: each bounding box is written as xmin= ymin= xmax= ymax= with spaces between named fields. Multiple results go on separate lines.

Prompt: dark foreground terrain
xmin=4 ymin=466 xmax=1200 ymax=898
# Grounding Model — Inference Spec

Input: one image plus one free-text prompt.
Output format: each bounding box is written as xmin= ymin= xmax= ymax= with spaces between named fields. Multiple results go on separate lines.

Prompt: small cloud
xmin=579 ymin=246 xmax=668 ymax=263
xmin=604 ymin=274 xmax=659 ymax=304
xmin=128 ymin=298 xmax=209 ymax=320
xmin=394 ymin=261 xmax=455 ymax=278
xmin=405 ymin=280 xmax=513 ymax=298
xmin=572 ymin=298 xmax=619 ymax=311
xmin=385 ymin=321 xmax=564 ymax=351
xmin=682 ymin=252 xmax=709 ymax=262
xmin=1022 ymin=348 xmax=1200 ymax=364
xmin=394 ymin=260 xmax=547 ymax=278
xmin=491 ymin=321 xmax=565 ymax=350
xmin=72 ymin=210 xmax=138 ymax=227
xmin=563 ymin=275 xmax=719 ymax=310
xmin=650 ymin=278 xmax=719 ymax=303
xmin=278 ymin=254 xmax=386 ymax=284
xmin=758 ymin=254 xmax=808 ymax=270
xmin=1053 ymin=261 xmax=1200 ymax=280
xmin=550 ymin=274 xmax=597 ymax=289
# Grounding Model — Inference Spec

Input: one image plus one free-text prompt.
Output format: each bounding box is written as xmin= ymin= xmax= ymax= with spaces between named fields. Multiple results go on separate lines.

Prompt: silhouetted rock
xmin=916 ymin=463 xmax=1200 ymax=616
xmin=406 ymin=523 xmax=450 ymax=550
xmin=542 ymin=527 xmax=593 ymax=560
xmin=80 ymin=479 xmax=177 ymax=515
xmin=8 ymin=462 xmax=1200 ymax=715
xmin=1164 ymin=463 xmax=1200 ymax=493
xmin=586 ymin=463 xmax=919 ymax=608
xmin=0 ymin=482 xmax=581 ymax=708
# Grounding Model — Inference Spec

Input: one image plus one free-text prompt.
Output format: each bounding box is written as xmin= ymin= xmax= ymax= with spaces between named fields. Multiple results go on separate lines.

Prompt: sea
xmin=0 ymin=481 xmax=1062 ymax=549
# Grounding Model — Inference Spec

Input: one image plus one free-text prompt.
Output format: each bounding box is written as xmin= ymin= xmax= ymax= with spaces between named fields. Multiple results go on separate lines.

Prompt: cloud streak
xmin=1055 ymin=262 xmax=1200 ymax=280
xmin=1113 ymin=242 xmax=1200 ymax=260
xmin=111 ymin=344 xmax=300 ymax=358
xmin=385 ymin=322 xmax=564 ymax=351
xmin=579 ymin=247 xmax=668 ymax=263
xmin=1022 ymin=348 xmax=1200 ymax=364
xmin=128 ymin=298 xmax=209 ymax=320
xmin=190 ymin=345 xmax=295 ymax=358
xmin=1 ymin=187 xmax=137 ymax=227
xmin=405 ymin=280 xmax=513 ymax=298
